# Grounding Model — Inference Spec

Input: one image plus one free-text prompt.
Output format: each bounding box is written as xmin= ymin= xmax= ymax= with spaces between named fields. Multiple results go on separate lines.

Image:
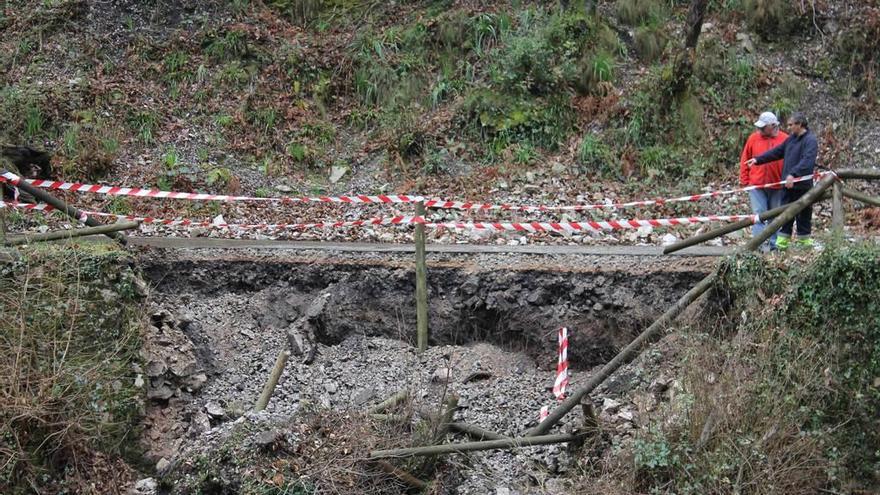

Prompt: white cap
xmin=754 ymin=111 xmax=779 ymax=128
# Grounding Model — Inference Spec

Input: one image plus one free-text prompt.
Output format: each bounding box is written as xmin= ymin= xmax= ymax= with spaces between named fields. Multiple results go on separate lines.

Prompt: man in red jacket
xmin=740 ymin=111 xmax=788 ymax=250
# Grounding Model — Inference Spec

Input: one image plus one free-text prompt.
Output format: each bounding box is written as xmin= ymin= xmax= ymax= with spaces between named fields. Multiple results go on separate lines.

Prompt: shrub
xmin=615 ymin=0 xmax=666 ymax=27
xmin=459 ymin=89 xmax=575 ymax=151
xmin=577 ymin=134 xmax=617 ymax=174
xmin=836 ymin=4 xmax=880 ymax=107
xmin=633 ymin=25 xmax=668 ymax=62
xmin=742 ymin=0 xmax=812 ymax=40
xmin=629 ymin=245 xmax=880 ymax=492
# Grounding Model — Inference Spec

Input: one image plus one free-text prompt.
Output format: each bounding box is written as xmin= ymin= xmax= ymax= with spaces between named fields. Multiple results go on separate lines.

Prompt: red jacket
xmin=740 ymin=130 xmax=788 ymax=188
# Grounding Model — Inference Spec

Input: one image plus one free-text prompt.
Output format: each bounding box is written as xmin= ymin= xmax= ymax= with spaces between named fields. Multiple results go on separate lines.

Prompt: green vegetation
xmin=0 ymin=245 xmax=146 ymax=493
xmin=741 ymin=0 xmax=812 ymax=40
xmin=622 ymin=244 xmax=880 ymax=493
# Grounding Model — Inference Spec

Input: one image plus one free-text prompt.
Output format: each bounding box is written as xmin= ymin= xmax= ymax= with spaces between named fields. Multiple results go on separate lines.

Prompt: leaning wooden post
xmin=836 ymin=168 xmax=880 ymax=180
xmin=254 ymin=350 xmax=290 ymax=412
xmin=1 ymin=169 xmax=127 ymax=245
xmin=832 ymin=181 xmax=844 ymax=235
xmin=664 ymin=191 xmax=832 ymax=254
xmin=414 ymin=201 xmax=428 ymax=353
xmin=528 ymin=175 xmax=838 ymax=437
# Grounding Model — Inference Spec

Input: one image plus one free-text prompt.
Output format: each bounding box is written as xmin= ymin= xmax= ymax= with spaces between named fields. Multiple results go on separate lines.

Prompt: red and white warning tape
xmin=0 ymin=170 xmax=829 ymax=212
xmin=540 ymin=326 xmax=570 ymax=423
xmin=424 ymin=174 xmax=822 ymax=211
xmin=0 ymin=200 xmax=757 ymax=232
xmin=0 ymin=171 xmax=420 ymax=205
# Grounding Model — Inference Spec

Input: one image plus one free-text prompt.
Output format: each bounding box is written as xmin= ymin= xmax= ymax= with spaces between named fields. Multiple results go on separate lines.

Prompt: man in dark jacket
xmin=745 ymin=112 xmax=818 ymax=250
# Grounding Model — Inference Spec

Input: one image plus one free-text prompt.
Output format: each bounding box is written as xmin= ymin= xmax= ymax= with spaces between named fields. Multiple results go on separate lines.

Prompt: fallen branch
xmin=448 ymin=422 xmax=509 ymax=441
xmin=4 ymin=221 xmax=140 ymax=247
xmin=2 ymin=170 xmax=128 ymax=245
xmin=370 ymin=432 xmax=586 ymax=459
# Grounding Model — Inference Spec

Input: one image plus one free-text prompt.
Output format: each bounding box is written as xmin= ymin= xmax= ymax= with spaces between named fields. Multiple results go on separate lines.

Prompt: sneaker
xmin=775 ymin=236 xmax=790 ymax=251
xmin=796 ymin=238 xmax=823 ymax=251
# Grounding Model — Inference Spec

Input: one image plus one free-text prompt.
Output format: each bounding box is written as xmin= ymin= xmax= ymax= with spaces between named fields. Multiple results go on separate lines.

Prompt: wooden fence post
xmin=415 ymin=201 xmax=428 ymax=353
xmin=832 ymin=181 xmax=844 ymax=235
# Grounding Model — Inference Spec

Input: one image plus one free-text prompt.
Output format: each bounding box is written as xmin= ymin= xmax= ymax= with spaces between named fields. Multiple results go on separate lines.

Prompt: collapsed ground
xmin=3 ymin=240 xmax=880 ymax=494
xmin=137 ymin=247 xmax=710 ymax=493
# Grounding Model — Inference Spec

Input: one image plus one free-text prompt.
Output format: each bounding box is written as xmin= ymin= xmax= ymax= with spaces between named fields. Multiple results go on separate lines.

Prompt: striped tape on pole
xmin=553 ymin=326 xmax=569 ymax=401
xmin=540 ymin=326 xmax=570 ymax=423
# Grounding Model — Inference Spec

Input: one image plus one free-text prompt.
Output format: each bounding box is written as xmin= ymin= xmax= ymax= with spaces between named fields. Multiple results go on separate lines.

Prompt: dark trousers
xmin=780 ymin=187 xmax=812 ymax=237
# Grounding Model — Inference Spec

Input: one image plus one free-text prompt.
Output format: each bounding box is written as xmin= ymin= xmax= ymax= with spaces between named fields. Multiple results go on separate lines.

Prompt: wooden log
xmin=832 ymin=182 xmax=844 ymax=234
xmin=4 ymin=221 xmax=140 ymax=247
xmin=448 ymin=422 xmax=509 ymax=441
xmin=373 ymin=460 xmax=428 ymax=490
xmin=415 ymin=201 xmax=428 ymax=352
xmin=254 ymin=350 xmax=290 ymax=411
xmin=370 ymin=432 xmax=586 ymax=459
xmin=3 ymin=170 xmax=128 ymax=244
xmin=663 ymin=203 xmax=784 ymax=255
xmin=368 ymin=389 xmax=410 ymax=415
xmin=842 ymin=187 xmax=880 ymax=208
xmin=836 ymin=169 xmax=880 ymax=181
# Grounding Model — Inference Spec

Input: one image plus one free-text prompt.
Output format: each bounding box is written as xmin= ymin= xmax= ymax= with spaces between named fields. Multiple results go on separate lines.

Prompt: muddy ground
xmin=136 ymin=247 xmax=715 ymax=493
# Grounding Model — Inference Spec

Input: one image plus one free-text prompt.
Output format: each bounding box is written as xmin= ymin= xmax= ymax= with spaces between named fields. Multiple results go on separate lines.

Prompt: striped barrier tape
xmin=0 ymin=170 xmax=420 ymax=205
xmin=0 ymin=170 xmax=829 ymax=212
xmin=424 ymin=173 xmax=824 ymax=212
xmin=0 ymin=200 xmax=757 ymax=232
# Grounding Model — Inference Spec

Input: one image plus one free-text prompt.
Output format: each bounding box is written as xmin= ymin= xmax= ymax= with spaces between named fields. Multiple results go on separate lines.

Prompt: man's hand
xmin=785 ymin=175 xmax=795 ymax=188
xmin=745 ymin=158 xmax=757 ymax=167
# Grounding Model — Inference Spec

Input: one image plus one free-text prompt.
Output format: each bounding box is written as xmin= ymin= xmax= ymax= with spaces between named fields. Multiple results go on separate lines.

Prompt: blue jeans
xmin=749 ymin=188 xmax=784 ymax=245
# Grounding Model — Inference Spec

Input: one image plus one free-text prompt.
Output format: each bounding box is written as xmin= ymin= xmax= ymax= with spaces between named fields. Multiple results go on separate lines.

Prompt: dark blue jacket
xmin=754 ymin=130 xmax=818 ymax=189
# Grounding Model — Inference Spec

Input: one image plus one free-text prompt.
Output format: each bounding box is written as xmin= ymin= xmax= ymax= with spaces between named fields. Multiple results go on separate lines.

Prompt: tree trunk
xmin=664 ymin=0 xmax=709 ymax=103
